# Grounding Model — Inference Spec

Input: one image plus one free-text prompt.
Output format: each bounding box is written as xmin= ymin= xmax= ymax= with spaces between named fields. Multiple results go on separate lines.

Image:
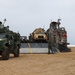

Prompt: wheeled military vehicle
xmin=0 ymin=20 xmax=20 ymax=60
xmin=29 ymin=28 xmax=47 ymax=43
xmin=46 ymin=19 xmax=71 ymax=53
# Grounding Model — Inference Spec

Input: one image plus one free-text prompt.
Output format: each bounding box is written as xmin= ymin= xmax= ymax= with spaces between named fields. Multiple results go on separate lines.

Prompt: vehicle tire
xmin=2 ymin=47 xmax=9 ymax=60
xmin=13 ymin=46 xmax=19 ymax=57
xmin=67 ymin=48 xmax=71 ymax=52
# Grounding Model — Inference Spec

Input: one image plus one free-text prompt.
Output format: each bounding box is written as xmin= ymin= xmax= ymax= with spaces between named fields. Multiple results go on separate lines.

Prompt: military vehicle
xmin=29 ymin=28 xmax=47 ymax=43
xmin=0 ymin=19 xmax=20 ymax=60
xmin=46 ymin=19 xmax=71 ymax=53
xmin=20 ymin=36 xmax=28 ymax=43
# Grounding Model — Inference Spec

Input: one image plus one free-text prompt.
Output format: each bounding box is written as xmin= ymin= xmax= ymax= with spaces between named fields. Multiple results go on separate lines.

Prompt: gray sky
xmin=0 ymin=0 xmax=75 ymax=45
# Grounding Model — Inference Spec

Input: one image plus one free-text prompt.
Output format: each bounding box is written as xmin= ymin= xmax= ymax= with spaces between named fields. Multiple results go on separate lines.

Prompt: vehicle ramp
xmin=20 ymin=43 xmax=59 ymax=54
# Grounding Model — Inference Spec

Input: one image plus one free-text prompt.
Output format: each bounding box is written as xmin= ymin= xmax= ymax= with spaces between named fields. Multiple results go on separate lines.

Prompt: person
xmin=48 ymin=38 xmax=54 ymax=54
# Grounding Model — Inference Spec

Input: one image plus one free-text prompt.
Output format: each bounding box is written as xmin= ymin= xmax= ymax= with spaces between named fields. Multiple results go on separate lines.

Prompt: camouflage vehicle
xmin=46 ymin=19 xmax=71 ymax=53
xmin=0 ymin=20 xmax=20 ymax=60
xmin=29 ymin=28 xmax=47 ymax=43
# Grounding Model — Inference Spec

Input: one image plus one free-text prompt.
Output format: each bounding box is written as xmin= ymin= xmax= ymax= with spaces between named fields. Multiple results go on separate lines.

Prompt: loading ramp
xmin=20 ymin=43 xmax=59 ymax=54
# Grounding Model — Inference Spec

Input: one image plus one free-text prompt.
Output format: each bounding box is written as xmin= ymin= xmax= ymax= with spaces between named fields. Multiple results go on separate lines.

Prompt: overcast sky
xmin=0 ymin=0 xmax=75 ymax=45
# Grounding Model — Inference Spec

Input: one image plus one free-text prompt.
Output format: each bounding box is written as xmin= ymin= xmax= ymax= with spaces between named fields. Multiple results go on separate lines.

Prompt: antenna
xmin=50 ymin=19 xmax=52 ymax=28
xmin=3 ymin=18 xmax=7 ymax=25
xmin=57 ymin=18 xmax=61 ymax=29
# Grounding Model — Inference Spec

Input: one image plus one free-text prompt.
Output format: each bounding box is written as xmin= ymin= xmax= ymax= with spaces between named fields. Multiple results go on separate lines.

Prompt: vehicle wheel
xmin=13 ymin=46 xmax=19 ymax=57
xmin=67 ymin=48 xmax=71 ymax=52
xmin=2 ymin=47 xmax=9 ymax=60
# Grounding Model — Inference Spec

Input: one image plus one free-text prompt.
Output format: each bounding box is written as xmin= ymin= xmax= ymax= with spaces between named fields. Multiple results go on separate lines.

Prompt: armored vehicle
xmin=0 ymin=20 xmax=20 ymax=60
xmin=46 ymin=19 xmax=71 ymax=53
xmin=29 ymin=28 xmax=47 ymax=43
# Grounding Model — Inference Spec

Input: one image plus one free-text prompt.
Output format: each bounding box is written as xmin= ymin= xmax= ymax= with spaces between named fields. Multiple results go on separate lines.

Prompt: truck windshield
xmin=0 ymin=34 xmax=6 ymax=39
xmin=35 ymin=32 xmax=45 ymax=34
